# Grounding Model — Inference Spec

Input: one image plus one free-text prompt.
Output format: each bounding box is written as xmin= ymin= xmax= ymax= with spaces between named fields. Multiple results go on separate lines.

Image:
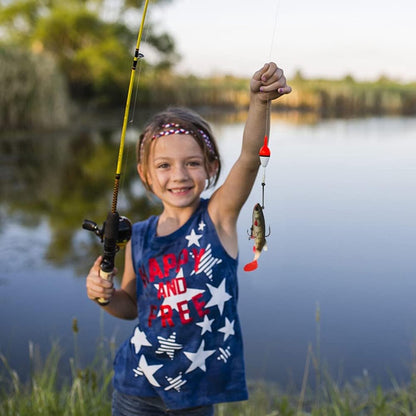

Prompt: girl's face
xmin=139 ymin=134 xmax=216 ymax=210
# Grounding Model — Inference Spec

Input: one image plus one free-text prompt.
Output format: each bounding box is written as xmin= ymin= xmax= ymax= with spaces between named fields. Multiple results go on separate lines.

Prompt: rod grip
xmin=96 ymin=269 xmax=113 ymax=305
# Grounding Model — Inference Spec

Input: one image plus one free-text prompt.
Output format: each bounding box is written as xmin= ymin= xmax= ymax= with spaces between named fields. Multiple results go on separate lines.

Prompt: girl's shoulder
xmin=132 ymin=214 xmax=158 ymax=230
xmin=131 ymin=215 xmax=158 ymax=242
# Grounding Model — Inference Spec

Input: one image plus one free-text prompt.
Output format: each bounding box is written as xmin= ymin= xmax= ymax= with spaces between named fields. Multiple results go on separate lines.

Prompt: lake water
xmin=1 ymin=115 xmax=416 ymax=391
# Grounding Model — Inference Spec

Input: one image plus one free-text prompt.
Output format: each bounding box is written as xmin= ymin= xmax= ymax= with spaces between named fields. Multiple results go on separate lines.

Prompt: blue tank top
xmin=113 ymin=199 xmax=248 ymax=410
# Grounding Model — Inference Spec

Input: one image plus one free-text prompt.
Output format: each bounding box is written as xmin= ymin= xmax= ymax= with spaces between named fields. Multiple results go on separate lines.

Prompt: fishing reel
xmin=82 ymin=214 xmax=132 ymax=250
xmin=83 ymin=213 xmax=132 ymax=304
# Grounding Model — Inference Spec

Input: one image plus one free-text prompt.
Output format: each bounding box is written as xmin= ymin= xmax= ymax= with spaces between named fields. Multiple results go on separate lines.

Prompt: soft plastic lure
xmin=243 ymin=203 xmax=269 ymax=272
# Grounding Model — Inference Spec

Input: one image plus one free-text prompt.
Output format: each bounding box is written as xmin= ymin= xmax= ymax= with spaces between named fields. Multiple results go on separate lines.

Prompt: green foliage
xmin=0 ymin=0 xmax=177 ymax=101
xmin=33 ymin=6 xmax=133 ymax=98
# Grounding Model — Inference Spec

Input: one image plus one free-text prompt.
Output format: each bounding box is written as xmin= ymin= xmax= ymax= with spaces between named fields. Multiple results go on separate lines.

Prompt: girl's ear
xmin=208 ymin=159 xmax=219 ymax=179
xmin=137 ymin=163 xmax=150 ymax=186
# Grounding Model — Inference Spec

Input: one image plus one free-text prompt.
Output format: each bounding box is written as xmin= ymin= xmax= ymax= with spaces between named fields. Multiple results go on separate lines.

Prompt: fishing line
xmin=243 ymin=0 xmax=282 ymax=272
xmin=268 ymin=0 xmax=282 ymax=60
xmin=260 ymin=0 xmax=281 ymax=209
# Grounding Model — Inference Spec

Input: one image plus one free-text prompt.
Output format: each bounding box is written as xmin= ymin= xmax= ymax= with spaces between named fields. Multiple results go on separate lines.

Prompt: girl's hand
xmin=250 ymin=62 xmax=292 ymax=103
xmin=86 ymin=256 xmax=116 ymax=304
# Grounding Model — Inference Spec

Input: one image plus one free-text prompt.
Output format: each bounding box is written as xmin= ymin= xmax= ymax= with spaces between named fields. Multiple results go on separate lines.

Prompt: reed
xmin=0 ymin=318 xmax=113 ymax=416
xmin=287 ymin=75 xmax=416 ymax=117
xmin=137 ymin=71 xmax=249 ymax=109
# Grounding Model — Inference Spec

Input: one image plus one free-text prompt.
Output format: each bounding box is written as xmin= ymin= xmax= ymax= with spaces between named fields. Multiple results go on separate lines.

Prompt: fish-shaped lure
xmin=243 ymin=203 xmax=269 ymax=272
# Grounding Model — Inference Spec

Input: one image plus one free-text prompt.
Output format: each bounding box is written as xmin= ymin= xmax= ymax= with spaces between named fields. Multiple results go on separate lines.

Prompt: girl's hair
xmin=137 ymin=107 xmax=221 ymax=191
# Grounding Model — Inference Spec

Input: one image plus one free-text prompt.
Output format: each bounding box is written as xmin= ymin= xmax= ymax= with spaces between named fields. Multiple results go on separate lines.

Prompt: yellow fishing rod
xmin=112 ymin=0 xmax=150 ymax=214
xmin=83 ymin=0 xmax=151 ymax=304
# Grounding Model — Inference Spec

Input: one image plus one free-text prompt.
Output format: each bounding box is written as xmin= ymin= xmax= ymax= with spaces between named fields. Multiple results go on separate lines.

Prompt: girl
xmin=86 ymin=62 xmax=291 ymax=415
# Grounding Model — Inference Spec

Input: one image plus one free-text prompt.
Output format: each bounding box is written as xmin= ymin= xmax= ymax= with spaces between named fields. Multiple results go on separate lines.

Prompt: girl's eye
xmin=157 ymin=163 xmax=169 ymax=169
xmin=187 ymin=160 xmax=201 ymax=167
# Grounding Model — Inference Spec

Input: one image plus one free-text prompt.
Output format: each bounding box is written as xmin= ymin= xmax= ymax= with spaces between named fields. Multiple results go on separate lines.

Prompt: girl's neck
xmin=156 ymin=201 xmax=200 ymax=236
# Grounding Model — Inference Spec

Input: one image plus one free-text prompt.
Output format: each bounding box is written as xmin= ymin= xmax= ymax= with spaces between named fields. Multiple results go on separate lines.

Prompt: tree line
xmin=1 ymin=0 xmax=415 ymax=131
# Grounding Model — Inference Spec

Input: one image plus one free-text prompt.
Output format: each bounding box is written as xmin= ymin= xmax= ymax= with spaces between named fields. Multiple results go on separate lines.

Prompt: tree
xmin=0 ymin=0 xmax=177 ymax=101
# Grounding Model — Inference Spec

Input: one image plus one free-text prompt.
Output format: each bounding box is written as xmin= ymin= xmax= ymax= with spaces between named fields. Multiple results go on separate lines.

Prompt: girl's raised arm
xmin=209 ymin=63 xmax=291 ymax=256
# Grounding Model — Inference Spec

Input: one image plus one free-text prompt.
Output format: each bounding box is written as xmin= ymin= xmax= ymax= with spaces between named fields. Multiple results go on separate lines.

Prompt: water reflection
xmin=1 ymin=115 xmax=416 ymax=390
xmin=0 ymin=127 xmax=161 ymax=274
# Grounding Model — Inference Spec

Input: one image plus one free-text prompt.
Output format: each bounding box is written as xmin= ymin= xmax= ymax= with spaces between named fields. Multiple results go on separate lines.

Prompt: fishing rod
xmin=82 ymin=0 xmax=151 ymax=304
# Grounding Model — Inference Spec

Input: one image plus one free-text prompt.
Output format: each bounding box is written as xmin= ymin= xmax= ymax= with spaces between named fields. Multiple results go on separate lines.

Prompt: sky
xmin=148 ymin=0 xmax=415 ymax=82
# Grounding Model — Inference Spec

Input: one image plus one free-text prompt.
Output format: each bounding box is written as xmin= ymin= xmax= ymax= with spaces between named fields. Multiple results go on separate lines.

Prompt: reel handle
xmin=96 ymin=211 xmax=119 ymax=305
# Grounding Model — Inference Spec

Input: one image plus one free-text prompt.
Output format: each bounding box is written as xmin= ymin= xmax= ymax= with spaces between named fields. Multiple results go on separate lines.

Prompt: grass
xmin=0 ymin=318 xmax=114 ymax=415
xmin=2 ymin=318 xmax=416 ymax=416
